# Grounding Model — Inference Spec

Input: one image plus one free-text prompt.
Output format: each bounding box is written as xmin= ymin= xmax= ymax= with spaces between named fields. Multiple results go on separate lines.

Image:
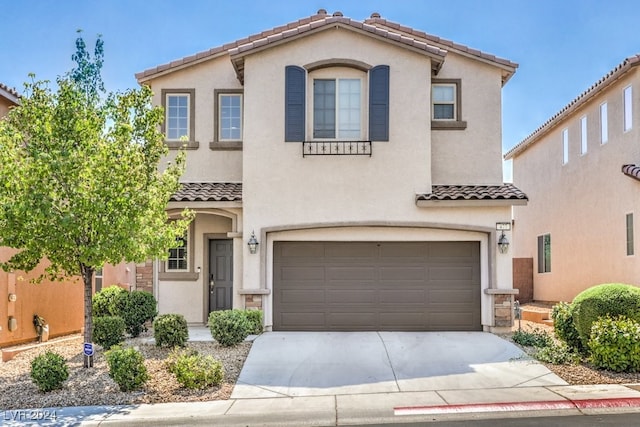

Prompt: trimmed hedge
xmin=93 ymin=315 xmax=126 ymax=349
xmin=154 ymin=313 xmax=189 ymax=347
xmin=167 ymin=348 xmax=224 ymax=389
xmin=551 ymin=302 xmax=584 ymax=352
xmin=92 ymin=286 xmax=128 ymax=317
xmin=571 ymin=283 xmax=640 ymax=346
xmin=588 ymin=316 xmax=640 ymax=372
xmin=105 ymin=346 xmax=149 ymax=391
xmin=208 ymin=309 xmax=252 ymax=346
xmin=120 ymin=290 xmax=157 ymax=337
xmin=30 ymin=351 xmax=69 ymax=392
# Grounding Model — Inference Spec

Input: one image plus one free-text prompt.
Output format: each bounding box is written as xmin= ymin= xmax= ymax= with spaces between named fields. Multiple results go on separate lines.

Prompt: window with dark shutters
xmin=285 ymin=65 xmax=306 ymax=142
xmin=369 ymin=65 xmax=389 ymax=141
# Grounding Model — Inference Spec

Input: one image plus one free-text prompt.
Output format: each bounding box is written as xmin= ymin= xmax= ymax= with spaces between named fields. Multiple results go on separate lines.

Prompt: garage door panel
xmin=273 ymin=241 xmax=480 ymax=331
xmin=280 ymin=289 xmax=326 ymax=304
xmin=326 ymin=290 xmax=377 ymax=304
xmin=278 ymin=266 xmax=325 ymax=281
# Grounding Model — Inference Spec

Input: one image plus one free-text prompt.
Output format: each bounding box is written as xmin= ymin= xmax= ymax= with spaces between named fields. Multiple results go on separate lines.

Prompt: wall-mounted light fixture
xmin=248 ymin=231 xmax=259 ymax=254
xmin=496 ymin=222 xmax=511 ymax=254
xmin=196 ymin=266 xmax=201 ymax=274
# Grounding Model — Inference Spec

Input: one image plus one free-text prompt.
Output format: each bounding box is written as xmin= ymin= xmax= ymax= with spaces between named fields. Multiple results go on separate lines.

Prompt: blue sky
xmin=2 ymin=1 xmax=639 ymax=180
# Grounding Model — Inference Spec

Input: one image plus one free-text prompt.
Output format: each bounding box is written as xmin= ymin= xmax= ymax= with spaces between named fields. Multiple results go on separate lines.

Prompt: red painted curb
xmin=394 ymin=397 xmax=640 ymax=416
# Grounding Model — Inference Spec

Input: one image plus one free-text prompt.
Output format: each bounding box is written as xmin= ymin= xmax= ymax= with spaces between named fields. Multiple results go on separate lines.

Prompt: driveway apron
xmin=231 ymin=331 xmax=566 ymax=399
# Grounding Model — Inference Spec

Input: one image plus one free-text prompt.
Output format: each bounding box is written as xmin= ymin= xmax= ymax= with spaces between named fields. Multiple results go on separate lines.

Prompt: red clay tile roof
xmin=136 ymin=10 xmax=514 ymax=84
xmin=170 ymin=182 xmax=242 ymax=202
xmin=622 ymin=164 xmax=640 ymax=182
xmin=505 ymin=55 xmax=640 ymax=160
xmin=416 ymin=184 xmax=528 ymax=202
xmin=0 ymin=82 xmax=20 ymax=105
xmin=363 ymin=16 xmax=517 ymax=84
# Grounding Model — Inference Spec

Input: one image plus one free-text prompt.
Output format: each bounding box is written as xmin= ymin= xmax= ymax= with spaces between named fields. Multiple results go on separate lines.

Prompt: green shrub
xmin=208 ymin=309 xmax=252 ymax=346
xmin=92 ymin=285 xmax=128 ymax=317
xmin=245 ymin=310 xmax=263 ymax=335
xmin=551 ymin=302 xmax=584 ymax=352
xmin=167 ymin=349 xmax=224 ymax=389
xmin=571 ymin=283 xmax=640 ymax=346
xmin=512 ymin=328 xmax=553 ymax=348
xmin=105 ymin=346 xmax=149 ymax=391
xmin=588 ymin=316 xmax=640 ymax=372
xmin=534 ymin=342 xmax=581 ymax=365
xmin=154 ymin=313 xmax=189 ymax=347
xmin=93 ymin=316 xmax=126 ymax=349
xmin=119 ymin=290 xmax=157 ymax=337
xmin=166 ymin=347 xmax=199 ymax=372
xmin=30 ymin=351 xmax=69 ymax=392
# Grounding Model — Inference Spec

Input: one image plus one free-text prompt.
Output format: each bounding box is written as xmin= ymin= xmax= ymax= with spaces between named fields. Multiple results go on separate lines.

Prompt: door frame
xmin=202 ymin=233 xmax=231 ymax=323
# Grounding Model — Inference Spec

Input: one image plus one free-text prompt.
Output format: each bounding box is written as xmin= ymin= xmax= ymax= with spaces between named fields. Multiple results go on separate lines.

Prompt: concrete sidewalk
xmin=3 ymin=383 xmax=640 ymax=426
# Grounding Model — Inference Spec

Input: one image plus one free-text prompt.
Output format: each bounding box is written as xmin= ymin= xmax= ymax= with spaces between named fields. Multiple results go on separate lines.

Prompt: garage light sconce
xmin=247 ymin=231 xmax=259 ymax=254
xmin=496 ymin=222 xmax=511 ymax=254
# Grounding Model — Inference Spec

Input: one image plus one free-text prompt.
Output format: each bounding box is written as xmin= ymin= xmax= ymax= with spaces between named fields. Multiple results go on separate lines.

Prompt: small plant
xmin=512 ymin=328 xmax=553 ymax=348
xmin=119 ymin=290 xmax=158 ymax=337
xmin=30 ymin=351 xmax=69 ymax=392
xmin=105 ymin=346 xmax=149 ymax=391
xmin=167 ymin=349 xmax=224 ymax=389
xmin=208 ymin=309 xmax=252 ymax=346
xmin=92 ymin=285 xmax=128 ymax=317
xmin=166 ymin=347 xmax=199 ymax=372
xmin=244 ymin=310 xmax=263 ymax=335
xmin=93 ymin=315 xmax=126 ymax=349
xmin=154 ymin=313 xmax=189 ymax=347
xmin=551 ymin=302 xmax=584 ymax=353
xmin=534 ymin=342 xmax=581 ymax=365
xmin=588 ymin=316 xmax=640 ymax=372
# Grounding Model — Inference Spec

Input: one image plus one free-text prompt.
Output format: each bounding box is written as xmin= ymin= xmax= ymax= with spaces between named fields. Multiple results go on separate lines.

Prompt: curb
xmin=394 ymin=397 xmax=640 ymax=416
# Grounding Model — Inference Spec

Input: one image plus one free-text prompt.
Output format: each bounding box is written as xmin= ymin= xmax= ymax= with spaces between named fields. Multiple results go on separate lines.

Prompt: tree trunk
xmin=81 ymin=264 xmax=95 ymax=368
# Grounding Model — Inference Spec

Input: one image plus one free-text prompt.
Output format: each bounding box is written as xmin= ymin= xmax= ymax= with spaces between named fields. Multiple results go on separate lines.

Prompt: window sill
xmin=209 ymin=141 xmax=243 ymax=151
xmin=158 ymin=272 xmax=199 ymax=281
xmin=431 ymin=120 xmax=467 ymax=130
xmin=165 ymin=140 xmax=200 ymax=150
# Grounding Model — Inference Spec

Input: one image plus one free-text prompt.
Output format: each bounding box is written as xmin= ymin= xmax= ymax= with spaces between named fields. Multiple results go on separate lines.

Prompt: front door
xmin=209 ymin=239 xmax=233 ymax=313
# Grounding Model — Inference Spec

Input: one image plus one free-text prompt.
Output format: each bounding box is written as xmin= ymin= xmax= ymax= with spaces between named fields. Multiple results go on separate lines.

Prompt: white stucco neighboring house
xmin=136 ymin=10 xmax=526 ymax=331
xmin=506 ymin=55 xmax=640 ymax=303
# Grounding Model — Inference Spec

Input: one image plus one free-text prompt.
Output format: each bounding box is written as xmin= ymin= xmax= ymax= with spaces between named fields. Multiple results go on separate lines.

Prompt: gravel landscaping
xmin=2 ymin=321 xmax=640 ymax=411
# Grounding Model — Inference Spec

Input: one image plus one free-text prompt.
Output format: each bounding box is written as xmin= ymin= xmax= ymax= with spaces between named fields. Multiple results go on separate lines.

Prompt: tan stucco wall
xmin=0 ymin=97 xmax=15 ymax=118
xmin=512 ymin=69 xmax=640 ymax=302
xmin=149 ymin=56 xmax=243 ymax=182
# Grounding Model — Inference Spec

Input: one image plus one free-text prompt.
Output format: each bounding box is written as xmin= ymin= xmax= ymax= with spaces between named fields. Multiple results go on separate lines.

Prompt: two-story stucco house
xmin=506 ymin=55 xmax=640 ymax=303
xmin=136 ymin=10 xmax=526 ymax=332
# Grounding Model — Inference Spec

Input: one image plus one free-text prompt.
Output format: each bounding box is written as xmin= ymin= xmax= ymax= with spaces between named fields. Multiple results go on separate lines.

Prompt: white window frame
xmin=308 ymin=67 xmax=367 ymax=141
xmin=165 ymin=93 xmax=191 ymax=141
xmin=218 ymin=93 xmax=243 ymax=141
xmin=166 ymin=231 xmax=189 ymax=272
xmin=562 ymin=128 xmax=569 ymax=165
xmin=624 ymin=86 xmax=633 ymax=132
xmin=538 ymin=233 xmax=551 ymax=273
xmin=432 ymin=83 xmax=457 ymax=121
xmin=580 ymin=116 xmax=587 ymax=155
xmin=600 ymin=102 xmax=608 ymax=144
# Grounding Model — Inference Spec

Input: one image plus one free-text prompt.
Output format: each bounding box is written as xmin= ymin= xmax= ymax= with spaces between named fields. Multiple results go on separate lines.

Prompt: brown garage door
xmin=273 ymin=241 xmax=481 ymax=331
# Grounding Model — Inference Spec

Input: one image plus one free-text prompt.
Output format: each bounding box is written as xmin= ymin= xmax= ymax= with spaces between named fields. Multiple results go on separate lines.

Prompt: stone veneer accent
xmin=484 ymin=288 xmax=518 ymax=330
xmin=244 ymin=294 xmax=263 ymax=310
xmin=136 ymin=260 xmax=153 ymax=293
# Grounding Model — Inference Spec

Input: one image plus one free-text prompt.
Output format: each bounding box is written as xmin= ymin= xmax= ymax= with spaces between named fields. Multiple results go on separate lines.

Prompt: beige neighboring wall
xmin=511 ymin=67 xmax=640 ymax=302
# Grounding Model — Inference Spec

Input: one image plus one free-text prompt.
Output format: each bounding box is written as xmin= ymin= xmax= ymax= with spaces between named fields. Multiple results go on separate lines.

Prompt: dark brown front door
xmin=209 ymin=239 xmax=233 ymax=313
xmin=273 ymin=241 xmax=481 ymax=331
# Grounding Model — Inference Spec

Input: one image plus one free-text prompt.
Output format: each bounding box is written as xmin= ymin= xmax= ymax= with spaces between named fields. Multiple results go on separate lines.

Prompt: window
xmin=431 ymin=79 xmax=466 ymax=130
xmin=167 ymin=233 xmax=188 ymax=271
xmin=624 ymin=86 xmax=633 ymax=131
xmin=215 ymin=90 xmax=243 ymax=141
xmin=313 ymin=78 xmax=361 ymax=139
xmin=562 ymin=128 xmax=569 ymax=164
xmin=627 ymin=213 xmax=635 ymax=256
xmin=600 ymin=102 xmax=608 ymax=144
xmin=94 ymin=268 xmax=103 ymax=293
xmin=537 ymin=234 xmax=551 ymax=273
xmin=580 ymin=116 xmax=587 ymax=155
xmin=161 ymin=89 xmax=196 ymax=149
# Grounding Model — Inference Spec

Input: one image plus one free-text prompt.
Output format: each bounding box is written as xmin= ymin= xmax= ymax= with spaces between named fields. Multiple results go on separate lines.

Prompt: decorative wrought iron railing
xmin=302 ymin=141 xmax=372 ymax=157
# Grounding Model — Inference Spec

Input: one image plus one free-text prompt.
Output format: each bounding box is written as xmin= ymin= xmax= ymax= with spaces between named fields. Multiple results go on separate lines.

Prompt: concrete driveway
xmin=231 ymin=331 xmax=567 ymax=399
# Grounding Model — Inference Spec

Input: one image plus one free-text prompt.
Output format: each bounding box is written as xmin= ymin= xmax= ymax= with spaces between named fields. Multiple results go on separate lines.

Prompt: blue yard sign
xmin=83 ymin=342 xmax=94 ymax=357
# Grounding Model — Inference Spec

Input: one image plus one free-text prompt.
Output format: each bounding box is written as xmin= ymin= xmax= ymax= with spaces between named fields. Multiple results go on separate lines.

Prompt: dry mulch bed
xmin=0 ymin=331 xmax=251 ymax=411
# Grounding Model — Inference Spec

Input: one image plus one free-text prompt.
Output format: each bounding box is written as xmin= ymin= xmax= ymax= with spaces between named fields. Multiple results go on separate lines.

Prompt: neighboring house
xmin=505 ymin=55 xmax=640 ymax=303
xmin=136 ymin=9 xmax=526 ymax=332
xmin=0 ymin=83 xmax=135 ymax=347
